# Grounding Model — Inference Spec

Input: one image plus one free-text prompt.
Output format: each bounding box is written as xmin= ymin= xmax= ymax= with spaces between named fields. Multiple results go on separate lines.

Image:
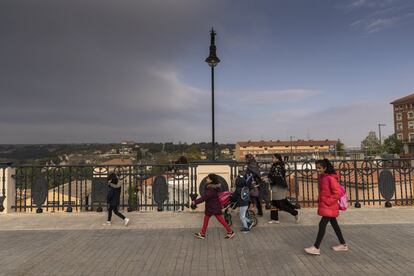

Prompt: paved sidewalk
xmin=1 ymin=224 xmax=414 ymax=275
xmin=1 ymin=207 xmax=414 ymax=230
xmin=1 ymin=208 xmax=414 ymax=275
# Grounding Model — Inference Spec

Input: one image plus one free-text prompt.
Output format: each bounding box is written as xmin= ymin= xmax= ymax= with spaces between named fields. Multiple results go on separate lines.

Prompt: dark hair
xmin=107 ymin=172 xmax=119 ymax=184
xmin=207 ymin=173 xmax=219 ymax=184
xmin=315 ymin=159 xmax=336 ymax=174
xmin=175 ymin=156 xmax=188 ymax=164
xmin=245 ymin=154 xmax=256 ymax=164
xmin=273 ymin=153 xmax=283 ymax=163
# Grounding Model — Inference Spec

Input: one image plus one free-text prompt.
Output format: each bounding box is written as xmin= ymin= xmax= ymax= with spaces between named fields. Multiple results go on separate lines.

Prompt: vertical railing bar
xmin=30 ymin=167 xmax=33 ymax=212
xmin=354 ymin=160 xmax=360 ymax=208
xmin=408 ymin=164 xmax=413 ymax=205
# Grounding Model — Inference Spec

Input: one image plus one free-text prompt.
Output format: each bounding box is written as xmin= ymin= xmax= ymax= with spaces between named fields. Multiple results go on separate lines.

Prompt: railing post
xmin=1 ymin=164 xmax=16 ymax=213
xmin=66 ymin=166 xmax=73 ymax=212
xmin=354 ymin=160 xmax=361 ymax=208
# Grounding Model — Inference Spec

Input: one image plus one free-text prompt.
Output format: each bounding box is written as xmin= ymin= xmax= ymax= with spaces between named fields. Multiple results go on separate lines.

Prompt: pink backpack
xmin=218 ymin=191 xmax=232 ymax=208
xmin=338 ymin=185 xmax=348 ymax=211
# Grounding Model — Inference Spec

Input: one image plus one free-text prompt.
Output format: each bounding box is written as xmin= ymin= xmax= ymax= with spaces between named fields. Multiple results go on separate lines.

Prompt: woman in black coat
xmin=268 ymin=154 xmax=299 ymax=223
xmin=192 ymin=173 xmax=235 ymax=240
xmin=103 ymin=172 xmax=130 ymax=226
xmin=245 ymin=154 xmax=263 ymax=216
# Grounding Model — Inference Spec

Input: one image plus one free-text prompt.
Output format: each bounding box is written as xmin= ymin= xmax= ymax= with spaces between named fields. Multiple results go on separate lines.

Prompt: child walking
xmin=103 ymin=172 xmax=130 ymax=226
xmin=305 ymin=159 xmax=348 ymax=255
xmin=193 ymin=173 xmax=235 ymax=240
xmin=233 ymin=175 xmax=252 ymax=233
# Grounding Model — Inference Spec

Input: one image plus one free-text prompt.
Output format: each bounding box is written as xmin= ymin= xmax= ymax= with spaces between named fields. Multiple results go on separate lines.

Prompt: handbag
xmin=249 ymin=183 xmax=259 ymax=197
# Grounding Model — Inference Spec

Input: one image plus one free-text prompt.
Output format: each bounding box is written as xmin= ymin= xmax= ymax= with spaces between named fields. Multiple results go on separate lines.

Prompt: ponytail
xmin=315 ymin=158 xmax=336 ymax=174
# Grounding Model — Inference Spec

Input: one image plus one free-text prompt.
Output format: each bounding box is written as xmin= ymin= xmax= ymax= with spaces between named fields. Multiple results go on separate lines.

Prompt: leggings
xmin=314 ymin=216 xmax=346 ymax=249
xmin=273 ymin=199 xmax=298 ymax=216
xmin=108 ymin=206 xmax=125 ymax=221
xmin=251 ymin=196 xmax=263 ymax=215
xmin=201 ymin=214 xmax=232 ymax=236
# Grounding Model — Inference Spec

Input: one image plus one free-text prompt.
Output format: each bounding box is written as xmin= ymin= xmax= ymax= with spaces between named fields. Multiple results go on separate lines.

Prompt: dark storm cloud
xmin=0 ymin=0 xmax=411 ymax=145
xmin=0 ymin=0 xmax=225 ymax=143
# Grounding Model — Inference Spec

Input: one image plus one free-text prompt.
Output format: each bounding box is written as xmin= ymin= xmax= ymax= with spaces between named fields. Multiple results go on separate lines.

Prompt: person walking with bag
xmin=244 ymin=154 xmax=263 ymax=216
xmin=103 ymin=172 xmax=130 ymax=226
xmin=193 ymin=173 xmax=235 ymax=240
xmin=304 ymin=159 xmax=348 ymax=255
xmin=268 ymin=154 xmax=300 ymax=223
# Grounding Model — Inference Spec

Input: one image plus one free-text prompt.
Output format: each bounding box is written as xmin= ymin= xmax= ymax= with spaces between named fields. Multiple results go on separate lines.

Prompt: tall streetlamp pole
xmin=205 ymin=28 xmax=220 ymax=161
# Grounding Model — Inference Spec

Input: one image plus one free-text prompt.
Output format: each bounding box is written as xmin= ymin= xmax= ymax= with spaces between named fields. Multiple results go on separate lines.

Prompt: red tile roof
xmin=237 ymin=140 xmax=337 ymax=147
xmin=391 ymin=93 xmax=414 ymax=105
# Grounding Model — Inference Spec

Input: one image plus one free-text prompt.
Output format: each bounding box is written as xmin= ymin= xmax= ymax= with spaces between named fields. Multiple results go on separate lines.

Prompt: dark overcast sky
xmin=1 ymin=0 xmax=414 ymax=146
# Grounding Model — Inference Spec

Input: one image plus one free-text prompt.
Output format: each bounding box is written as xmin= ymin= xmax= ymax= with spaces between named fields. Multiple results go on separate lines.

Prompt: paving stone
xmin=0 ymin=223 xmax=414 ymax=275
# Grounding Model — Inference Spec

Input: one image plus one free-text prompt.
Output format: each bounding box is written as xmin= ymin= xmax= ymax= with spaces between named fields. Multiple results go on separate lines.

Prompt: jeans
xmin=314 ymin=216 xmax=346 ymax=249
xmin=239 ymin=206 xmax=250 ymax=229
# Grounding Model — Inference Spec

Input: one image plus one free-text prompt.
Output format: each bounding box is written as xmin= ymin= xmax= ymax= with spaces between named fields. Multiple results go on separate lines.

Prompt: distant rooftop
xmin=391 ymin=93 xmax=414 ymax=105
xmin=237 ymin=139 xmax=337 ymax=147
xmin=102 ymin=158 xmax=133 ymax=165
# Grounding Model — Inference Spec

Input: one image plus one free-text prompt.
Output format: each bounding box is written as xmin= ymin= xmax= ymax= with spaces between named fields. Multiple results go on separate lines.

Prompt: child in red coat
xmin=305 ymin=159 xmax=348 ymax=255
xmin=192 ymin=173 xmax=235 ymax=240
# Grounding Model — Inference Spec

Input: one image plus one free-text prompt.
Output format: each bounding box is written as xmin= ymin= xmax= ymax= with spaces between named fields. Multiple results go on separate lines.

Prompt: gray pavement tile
xmin=0 ymin=224 xmax=413 ymax=275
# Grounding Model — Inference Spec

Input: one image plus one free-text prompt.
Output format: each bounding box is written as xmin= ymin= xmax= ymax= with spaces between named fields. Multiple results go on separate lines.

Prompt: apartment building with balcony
xmin=391 ymin=92 xmax=414 ymax=155
xmin=235 ymin=139 xmax=338 ymax=161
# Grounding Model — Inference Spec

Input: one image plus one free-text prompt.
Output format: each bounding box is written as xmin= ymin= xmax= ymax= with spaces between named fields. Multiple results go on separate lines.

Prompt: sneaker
xmin=102 ymin=221 xmax=111 ymax=226
xmin=194 ymin=232 xmax=205 ymax=240
xmin=332 ymin=244 xmax=348 ymax=252
xmin=268 ymin=220 xmax=280 ymax=224
xmin=124 ymin=218 xmax=130 ymax=226
xmin=295 ymin=212 xmax=301 ymax=223
xmin=241 ymin=228 xmax=250 ymax=233
xmin=304 ymin=246 xmax=320 ymax=255
xmin=225 ymin=232 xmax=236 ymax=239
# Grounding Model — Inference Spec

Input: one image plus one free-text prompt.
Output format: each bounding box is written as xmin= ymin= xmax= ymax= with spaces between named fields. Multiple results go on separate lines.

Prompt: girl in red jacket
xmin=192 ymin=173 xmax=235 ymax=240
xmin=305 ymin=159 xmax=348 ymax=255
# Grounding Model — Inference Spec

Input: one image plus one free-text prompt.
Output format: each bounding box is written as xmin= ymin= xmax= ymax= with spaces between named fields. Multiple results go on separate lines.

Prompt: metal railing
xmin=254 ymin=159 xmax=414 ymax=208
xmin=11 ymin=164 xmax=191 ymax=213
xmin=6 ymin=158 xmax=414 ymax=212
xmin=0 ymin=163 xmax=9 ymax=212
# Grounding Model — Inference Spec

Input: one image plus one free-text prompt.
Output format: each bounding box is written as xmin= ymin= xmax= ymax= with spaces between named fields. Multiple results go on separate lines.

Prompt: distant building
xmin=391 ymin=92 xmax=414 ymax=155
xmin=120 ymin=141 xmax=136 ymax=155
xmin=235 ymin=140 xmax=338 ymax=161
xmin=221 ymin=148 xmax=231 ymax=155
xmin=121 ymin=140 xmax=136 ymax=145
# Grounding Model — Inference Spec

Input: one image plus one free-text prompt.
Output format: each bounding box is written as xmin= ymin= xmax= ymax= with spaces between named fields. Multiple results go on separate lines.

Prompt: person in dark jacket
xmin=233 ymin=176 xmax=252 ymax=232
xmin=305 ymin=159 xmax=348 ymax=255
xmin=193 ymin=173 xmax=235 ymax=240
xmin=244 ymin=154 xmax=263 ymax=216
xmin=103 ymin=172 xmax=130 ymax=226
xmin=268 ymin=154 xmax=299 ymax=223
